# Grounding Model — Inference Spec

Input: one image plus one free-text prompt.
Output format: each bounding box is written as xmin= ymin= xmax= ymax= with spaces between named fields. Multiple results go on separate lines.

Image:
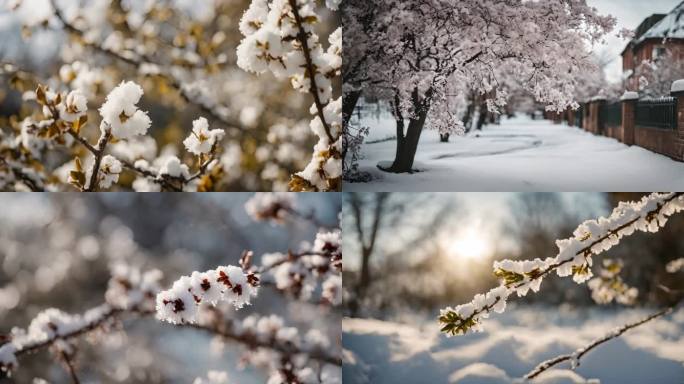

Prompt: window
xmin=654 ymin=46 xmax=667 ymax=59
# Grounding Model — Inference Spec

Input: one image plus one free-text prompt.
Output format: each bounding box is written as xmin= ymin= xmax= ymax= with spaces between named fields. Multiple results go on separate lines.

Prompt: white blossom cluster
xmin=440 ymin=192 xmax=684 ymax=336
xmin=587 ymin=259 xmax=639 ymax=305
xmin=99 ymin=81 xmax=151 ymax=139
xmin=262 ymin=230 xmax=342 ymax=304
xmin=0 ymin=305 xmax=113 ymax=373
xmin=666 ymin=258 xmax=684 ymax=273
xmin=105 ymin=263 xmax=163 ymax=312
xmin=156 ymin=265 xmax=259 ymax=324
xmin=237 ymin=0 xmax=342 ymax=191
xmin=587 ymin=259 xmax=638 ymax=305
xmin=245 ymin=192 xmax=297 ymax=223
xmin=183 ymin=117 xmax=225 ymax=156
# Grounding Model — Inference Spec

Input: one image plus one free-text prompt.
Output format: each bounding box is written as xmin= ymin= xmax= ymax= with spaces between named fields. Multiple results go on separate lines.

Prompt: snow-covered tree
xmin=343 ymin=0 xmax=615 ymax=173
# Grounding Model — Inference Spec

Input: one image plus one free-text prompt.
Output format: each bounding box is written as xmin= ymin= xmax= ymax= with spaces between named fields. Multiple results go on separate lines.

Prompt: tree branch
xmin=287 ymin=0 xmax=335 ymax=143
xmin=525 ymin=304 xmax=677 ymax=380
xmin=84 ymin=128 xmax=112 ymax=192
xmin=174 ymin=322 xmax=341 ymax=366
xmin=58 ymin=349 xmax=81 ymax=384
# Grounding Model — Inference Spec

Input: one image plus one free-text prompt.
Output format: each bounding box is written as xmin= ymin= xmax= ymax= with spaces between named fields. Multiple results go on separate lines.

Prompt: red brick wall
xmin=634 ymin=125 xmax=678 ymax=159
xmin=603 ymin=125 xmax=623 ymax=141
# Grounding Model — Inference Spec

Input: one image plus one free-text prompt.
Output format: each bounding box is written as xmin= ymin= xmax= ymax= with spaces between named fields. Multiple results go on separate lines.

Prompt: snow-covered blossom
xmin=57 ymin=90 xmax=87 ymax=122
xmin=440 ymin=193 xmax=684 ymax=336
xmin=158 ymin=156 xmax=190 ymax=179
xmin=587 ymin=259 xmax=638 ymax=305
xmin=263 ymin=230 xmax=342 ymax=303
xmin=99 ymin=81 xmax=151 ymax=139
xmin=96 ymin=155 xmax=122 ymax=188
xmin=183 ymin=117 xmax=225 ymax=155
xmin=105 ymin=263 xmax=163 ymax=311
xmin=156 ymin=265 xmax=259 ymax=324
xmin=666 ymin=258 xmax=684 ymax=273
xmin=245 ymin=192 xmax=296 ymax=223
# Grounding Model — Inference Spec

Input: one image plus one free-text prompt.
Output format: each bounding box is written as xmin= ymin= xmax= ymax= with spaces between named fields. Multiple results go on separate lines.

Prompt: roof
xmin=635 ymin=1 xmax=684 ymax=44
xmin=622 ymin=1 xmax=684 ymax=55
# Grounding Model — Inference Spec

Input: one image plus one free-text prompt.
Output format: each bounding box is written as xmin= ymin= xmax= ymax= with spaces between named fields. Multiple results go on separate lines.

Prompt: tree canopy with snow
xmin=343 ymin=0 xmax=616 ymax=175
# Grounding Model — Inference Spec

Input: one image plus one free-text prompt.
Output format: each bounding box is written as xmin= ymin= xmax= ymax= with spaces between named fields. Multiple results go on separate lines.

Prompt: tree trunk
xmin=440 ymin=133 xmax=449 ymax=142
xmin=342 ymin=89 xmax=363 ymax=130
xmin=463 ymin=102 xmax=475 ymax=133
xmin=476 ymin=104 xmax=487 ymax=130
xmin=379 ymin=88 xmax=432 ymax=173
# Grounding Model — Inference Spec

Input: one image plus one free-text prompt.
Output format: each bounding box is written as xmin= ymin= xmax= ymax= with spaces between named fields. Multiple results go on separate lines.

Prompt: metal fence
xmin=635 ymin=97 xmax=677 ymax=130
xmin=599 ymin=102 xmax=622 ymax=129
xmin=575 ymin=104 xmax=584 ymax=128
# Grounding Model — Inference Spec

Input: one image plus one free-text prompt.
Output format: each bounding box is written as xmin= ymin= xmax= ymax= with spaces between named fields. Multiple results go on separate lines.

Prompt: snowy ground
xmin=345 ymin=114 xmax=684 ymax=191
xmin=343 ymin=306 xmax=684 ymax=384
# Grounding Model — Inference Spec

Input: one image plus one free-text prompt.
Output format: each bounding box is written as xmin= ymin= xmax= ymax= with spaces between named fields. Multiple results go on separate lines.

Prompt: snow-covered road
xmin=345 ymin=115 xmax=684 ymax=191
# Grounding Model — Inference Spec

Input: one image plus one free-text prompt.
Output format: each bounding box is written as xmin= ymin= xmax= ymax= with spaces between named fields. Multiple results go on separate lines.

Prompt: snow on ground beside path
xmin=345 ymin=114 xmax=684 ymax=191
xmin=343 ymin=306 xmax=684 ymax=384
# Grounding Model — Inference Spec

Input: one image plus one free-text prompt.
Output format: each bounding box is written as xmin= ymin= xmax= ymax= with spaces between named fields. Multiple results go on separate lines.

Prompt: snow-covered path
xmin=345 ymin=115 xmax=684 ymax=191
xmin=343 ymin=307 xmax=684 ymax=384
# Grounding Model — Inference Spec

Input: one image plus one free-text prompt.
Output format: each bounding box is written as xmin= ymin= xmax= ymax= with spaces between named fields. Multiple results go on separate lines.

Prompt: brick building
xmin=622 ymin=2 xmax=684 ymax=91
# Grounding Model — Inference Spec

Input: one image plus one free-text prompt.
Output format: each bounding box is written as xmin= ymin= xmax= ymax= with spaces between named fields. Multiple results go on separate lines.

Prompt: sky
xmin=587 ymin=0 xmax=683 ymax=83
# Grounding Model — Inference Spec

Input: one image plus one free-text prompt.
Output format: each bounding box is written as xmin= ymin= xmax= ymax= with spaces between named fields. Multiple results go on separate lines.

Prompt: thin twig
xmin=59 ymin=349 xmax=81 ymax=384
xmin=284 ymin=207 xmax=329 ymax=229
xmin=176 ymin=322 xmax=342 ymax=366
xmin=525 ymin=304 xmax=677 ymax=379
xmin=84 ymin=128 xmax=112 ymax=192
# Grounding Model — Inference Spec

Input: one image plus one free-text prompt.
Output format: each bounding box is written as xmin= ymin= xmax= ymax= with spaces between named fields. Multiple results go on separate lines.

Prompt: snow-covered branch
xmin=524 ymin=303 xmax=678 ymax=379
xmin=440 ymin=193 xmax=684 ymax=336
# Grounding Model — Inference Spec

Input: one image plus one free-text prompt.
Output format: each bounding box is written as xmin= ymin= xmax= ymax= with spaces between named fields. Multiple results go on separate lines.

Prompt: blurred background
xmin=0 ymin=193 xmax=341 ymax=383
xmin=342 ymin=192 xmax=684 ymax=320
xmin=0 ymin=0 xmax=339 ymax=191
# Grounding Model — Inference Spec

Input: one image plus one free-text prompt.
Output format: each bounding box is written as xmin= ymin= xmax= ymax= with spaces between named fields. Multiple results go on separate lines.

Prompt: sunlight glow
xmin=446 ymin=228 xmax=490 ymax=260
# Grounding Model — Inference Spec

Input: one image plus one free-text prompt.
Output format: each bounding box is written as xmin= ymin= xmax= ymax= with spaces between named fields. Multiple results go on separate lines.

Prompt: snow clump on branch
xmin=156 ymin=265 xmax=259 ymax=324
